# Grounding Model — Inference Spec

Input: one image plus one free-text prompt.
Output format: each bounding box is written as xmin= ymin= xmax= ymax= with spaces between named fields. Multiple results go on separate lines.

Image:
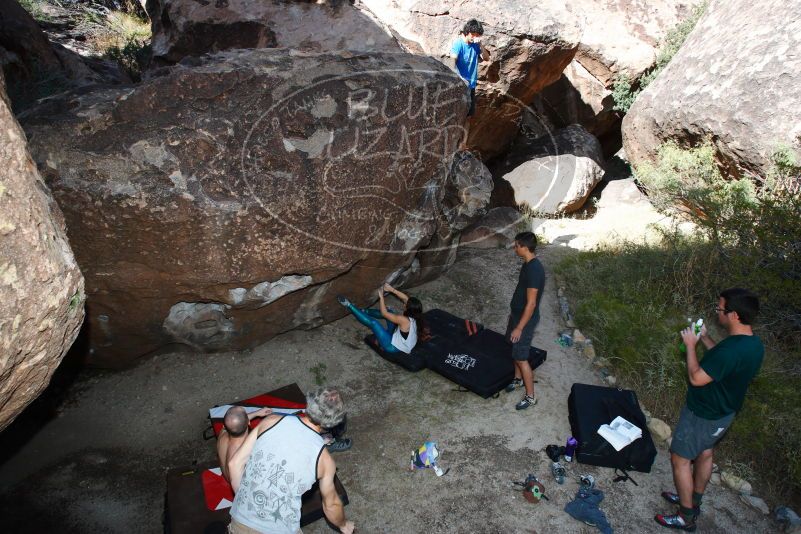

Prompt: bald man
xmin=217 ymin=406 xmax=271 ymax=481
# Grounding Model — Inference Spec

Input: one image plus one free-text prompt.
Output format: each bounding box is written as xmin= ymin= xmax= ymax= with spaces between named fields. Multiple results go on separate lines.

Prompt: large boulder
xmin=20 ymin=49 xmax=485 ymax=366
xmin=0 ymin=70 xmax=85 ymax=430
xmin=492 ymin=124 xmax=605 ymax=214
xmin=568 ymin=0 xmax=702 ymax=86
xmin=146 ymin=0 xmax=404 ymax=65
xmin=362 ymin=0 xmax=581 ymax=159
xmin=531 ymin=1 xmax=702 ymax=155
xmin=622 ymin=0 xmax=801 ymax=177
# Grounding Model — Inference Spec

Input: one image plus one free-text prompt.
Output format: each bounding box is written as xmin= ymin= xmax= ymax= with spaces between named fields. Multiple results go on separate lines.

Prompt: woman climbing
xmin=337 ymin=283 xmax=423 ymax=354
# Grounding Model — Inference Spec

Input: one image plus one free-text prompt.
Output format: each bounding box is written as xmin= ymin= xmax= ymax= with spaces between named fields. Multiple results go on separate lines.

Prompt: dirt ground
xmin=0 ymin=182 xmax=774 ymax=533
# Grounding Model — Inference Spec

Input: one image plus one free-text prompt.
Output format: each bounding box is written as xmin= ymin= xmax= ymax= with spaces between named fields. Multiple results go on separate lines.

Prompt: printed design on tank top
xmin=236 ymin=450 xmax=309 ymax=528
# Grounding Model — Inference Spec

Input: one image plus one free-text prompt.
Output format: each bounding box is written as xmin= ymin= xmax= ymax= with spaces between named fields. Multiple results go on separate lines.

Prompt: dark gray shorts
xmin=506 ymin=312 xmax=539 ymax=361
xmin=670 ymin=404 xmax=734 ymax=460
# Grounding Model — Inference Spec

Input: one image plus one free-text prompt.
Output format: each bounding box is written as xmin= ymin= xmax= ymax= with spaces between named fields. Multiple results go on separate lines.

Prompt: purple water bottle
xmin=564 ymin=436 xmax=578 ymax=462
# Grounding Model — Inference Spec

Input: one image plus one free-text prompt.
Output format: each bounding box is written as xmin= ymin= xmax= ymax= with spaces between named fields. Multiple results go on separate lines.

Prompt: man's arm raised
xmin=228 ymin=415 xmax=279 ymax=492
xmin=318 ymin=449 xmax=354 ymax=534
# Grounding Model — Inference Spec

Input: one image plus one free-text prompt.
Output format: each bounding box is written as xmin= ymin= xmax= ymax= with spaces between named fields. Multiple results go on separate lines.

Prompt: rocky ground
xmin=0 ymin=178 xmax=774 ymax=533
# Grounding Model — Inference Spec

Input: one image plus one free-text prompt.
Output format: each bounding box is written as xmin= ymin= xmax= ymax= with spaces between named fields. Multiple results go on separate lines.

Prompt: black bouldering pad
xmin=426 ymin=327 xmax=547 ymax=398
xmin=568 ymin=383 xmax=656 ymax=473
xmin=364 ymin=309 xmax=546 ymax=398
xmin=364 ymin=308 xmax=483 ymax=372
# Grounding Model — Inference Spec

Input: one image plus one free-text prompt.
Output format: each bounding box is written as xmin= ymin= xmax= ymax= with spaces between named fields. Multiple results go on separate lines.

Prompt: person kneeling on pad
xmin=217 ymin=406 xmax=271 ymax=482
xmin=337 ymin=283 xmax=423 ymax=354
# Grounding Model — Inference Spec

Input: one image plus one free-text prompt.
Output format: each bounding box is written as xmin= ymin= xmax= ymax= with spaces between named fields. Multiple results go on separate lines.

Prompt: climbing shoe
xmin=515 ymin=395 xmax=537 ymax=411
xmin=504 ymin=378 xmax=523 ymax=393
xmin=654 ymin=513 xmax=697 ymax=532
xmin=551 ymin=462 xmax=566 ymax=484
xmin=336 ymin=295 xmax=352 ymax=308
xmin=327 ymin=438 xmax=353 ymax=453
xmin=661 ymin=492 xmax=701 ymax=516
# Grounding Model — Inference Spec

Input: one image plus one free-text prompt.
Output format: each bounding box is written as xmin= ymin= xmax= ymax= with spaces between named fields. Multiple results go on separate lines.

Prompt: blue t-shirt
xmin=450 ymin=39 xmax=480 ymax=88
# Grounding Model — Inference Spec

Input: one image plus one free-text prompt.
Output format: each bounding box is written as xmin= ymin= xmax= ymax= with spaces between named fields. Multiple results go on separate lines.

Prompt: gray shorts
xmin=670 ymin=404 xmax=734 ymax=460
xmin=506 ymin=312 xmax=539 ymax=361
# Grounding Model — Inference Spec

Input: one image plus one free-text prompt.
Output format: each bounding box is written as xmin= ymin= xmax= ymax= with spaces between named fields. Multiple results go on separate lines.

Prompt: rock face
xmin=362 ymin=0 xmax=582 ymax=159
xmin=460 ymin=207 xmax=525 ymax=249
xmin=493 ymin=125 xmax=605 ymax=214
xmin=532 ymin=0 xmax=702 ymax=156
xmin=622 ymin=0 xmax=801 ymax=177
xmin=0 ymin=71 xmax=85 ymax=430
xmin=399 ymin=150 xmax=493 ymax=284
xmin=146 ymin=0 xmax=404 ymax=65
xmin=21 ymin=49 xmax=484 ymax=366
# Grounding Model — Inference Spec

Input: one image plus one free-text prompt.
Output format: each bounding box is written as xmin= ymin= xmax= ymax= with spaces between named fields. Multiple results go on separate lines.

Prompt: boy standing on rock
xmin=448 ymin=19 xmax=489 ymax=117
xmin=504 ymin=232 xmax=545 ymax=410
xmin=655 ymin=288 xmax=764 ymax=531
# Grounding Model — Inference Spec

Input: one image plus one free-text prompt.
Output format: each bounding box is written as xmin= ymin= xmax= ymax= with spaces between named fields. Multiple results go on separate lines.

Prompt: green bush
xmin=99 ymin=11 xmax=152 ymax=82
xmin=104 ymin=36 xmax=151 ymax=82
xmin=17 ymin=0 xmax=52 ymax=23
xmin=612 ymin=2 xmax=708 ymax=112
xmin=557 ymin=142 xmax=801 ymax=502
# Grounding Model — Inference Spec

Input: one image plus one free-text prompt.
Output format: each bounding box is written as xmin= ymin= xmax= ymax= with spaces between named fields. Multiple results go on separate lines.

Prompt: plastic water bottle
xmin=564 ymin=436 xmax=577 ymax=462
xmin=679 ymin=318 xmax=704 ymax=353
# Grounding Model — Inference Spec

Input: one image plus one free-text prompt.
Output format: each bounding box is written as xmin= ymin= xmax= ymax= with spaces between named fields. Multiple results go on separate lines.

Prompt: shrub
xmin=557 ymin=141 xmax=801 ymax=503
xmin=93 ymin=10 xmax=152 ymax=81
xmin=17 ymin=0 xmax=52 ymax=23
xmin=105 ymin=36 xmax=151 ymax=82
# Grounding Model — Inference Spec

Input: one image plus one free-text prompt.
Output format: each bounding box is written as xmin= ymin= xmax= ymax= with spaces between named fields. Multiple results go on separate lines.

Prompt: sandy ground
xmin=0 ymin=180 xmax=773 ymax=533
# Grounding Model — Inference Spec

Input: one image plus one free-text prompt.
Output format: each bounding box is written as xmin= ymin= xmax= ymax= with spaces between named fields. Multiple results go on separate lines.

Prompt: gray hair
xmin=305 ymin=387 xmax=345 ymax=429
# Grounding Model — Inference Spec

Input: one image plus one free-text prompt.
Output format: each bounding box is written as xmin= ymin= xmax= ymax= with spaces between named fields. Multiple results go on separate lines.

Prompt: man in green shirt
xmin=655 ymin=288 xmax=764 ymax=531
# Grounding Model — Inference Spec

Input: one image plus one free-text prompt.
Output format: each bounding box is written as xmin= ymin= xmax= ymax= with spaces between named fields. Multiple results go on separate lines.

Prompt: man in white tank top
xmin=227 ymin=387 xmax=355 ymax=534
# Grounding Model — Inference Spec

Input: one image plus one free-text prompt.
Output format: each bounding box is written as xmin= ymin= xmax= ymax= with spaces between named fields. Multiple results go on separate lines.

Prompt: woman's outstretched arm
xmin=378 ymin=289 xmax=409 ymax=329
xmin=383 ymin=283 xmax=409 ymax=304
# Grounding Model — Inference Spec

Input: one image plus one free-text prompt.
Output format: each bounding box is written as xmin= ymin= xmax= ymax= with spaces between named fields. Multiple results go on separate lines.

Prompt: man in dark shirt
xmin=655 ymin=288 xmax=764 ymax=531
xmin=504 ymin=232 xmax=545 ymax=410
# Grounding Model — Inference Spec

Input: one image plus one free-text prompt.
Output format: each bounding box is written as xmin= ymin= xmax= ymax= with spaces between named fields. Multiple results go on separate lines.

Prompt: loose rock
xmin=647 ymin=418 xmax=672 ymax=442
xmin=721 ymin=471 xmax=752 ymax=495
xmin=740 ymin=495 xmax=770 ymax=515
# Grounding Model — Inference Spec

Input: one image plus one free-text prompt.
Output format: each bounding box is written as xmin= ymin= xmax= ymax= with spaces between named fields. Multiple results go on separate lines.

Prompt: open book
xmin=597 ymin=416 xmax=642 ymax=451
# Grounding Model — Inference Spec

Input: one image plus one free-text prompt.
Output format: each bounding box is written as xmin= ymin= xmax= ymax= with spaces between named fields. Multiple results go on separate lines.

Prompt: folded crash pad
xmin=568 ymin=383 xmax=656 ymax=473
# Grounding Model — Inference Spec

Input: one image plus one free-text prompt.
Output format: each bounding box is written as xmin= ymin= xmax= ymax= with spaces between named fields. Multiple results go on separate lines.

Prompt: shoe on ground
xmin=327 ymin=438 xmax=352 ymax=453
xmin=515 ymin=395 xmax=537 ymax=411
xmin=654 ymin=513 xmax=697 ymax=532
xmin=336 ymin=295 xmax=352 ymax=308
xmin=551 ymin=462 xmax=566 ymax=484
xmin=504 ymin=378 xmax=523 ymax=393
xmin=661 ymin=492 xmax=701 ymax=516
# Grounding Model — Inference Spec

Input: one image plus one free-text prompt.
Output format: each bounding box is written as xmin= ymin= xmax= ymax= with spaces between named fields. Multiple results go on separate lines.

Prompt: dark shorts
xmin=506 ymin=312 xmax=539 ymax=361
xmin=670 ymin=404 xmax=734 ymax=460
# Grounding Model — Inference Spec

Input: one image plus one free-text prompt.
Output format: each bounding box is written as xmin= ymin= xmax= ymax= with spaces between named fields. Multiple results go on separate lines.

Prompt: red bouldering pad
xmin=165 ymin=383 xmax=349 ymax=534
